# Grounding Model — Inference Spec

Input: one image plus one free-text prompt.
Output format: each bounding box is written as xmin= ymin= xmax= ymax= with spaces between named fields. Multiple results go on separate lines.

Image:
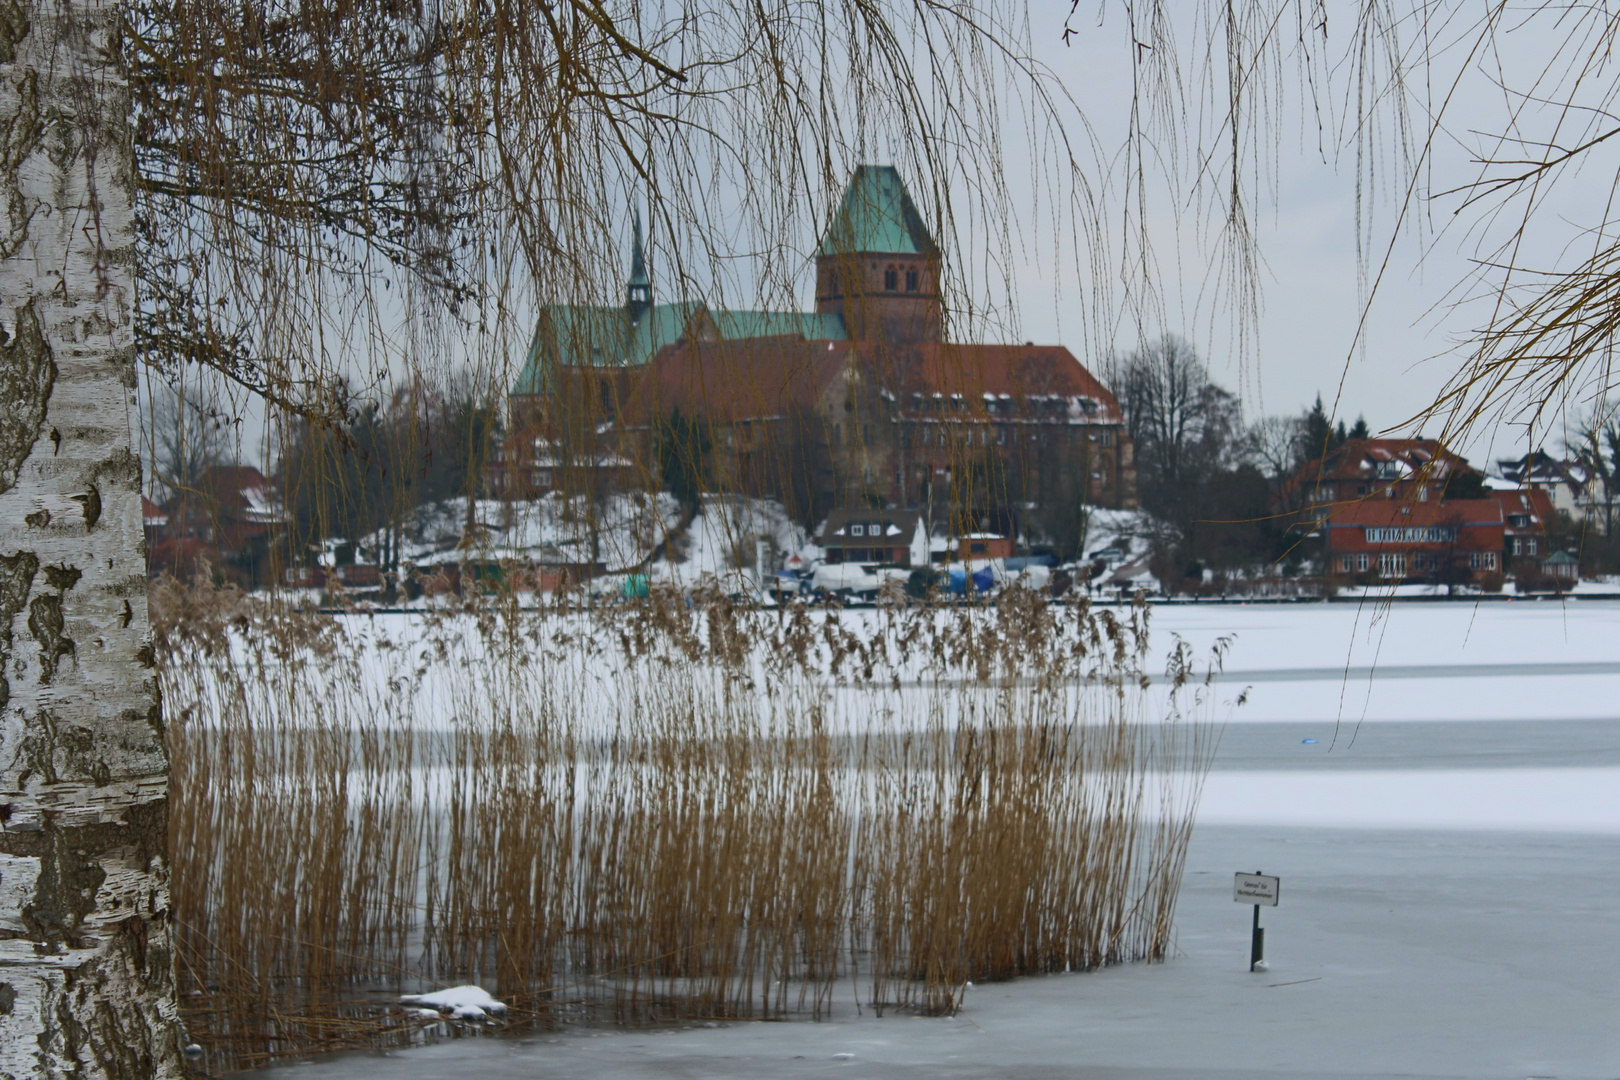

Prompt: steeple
xmin=814 ymin=166 xmax=942 ymax=343
xmin=626 ymin=206 xmax=652 ymax=324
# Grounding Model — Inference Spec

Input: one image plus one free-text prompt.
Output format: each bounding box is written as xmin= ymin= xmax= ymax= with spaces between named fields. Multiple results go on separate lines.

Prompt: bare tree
xmin=143 ymin=378 xmax=232 ymax=501
xmin=1570 ymin=406 xmax=1620 ymax=538
xmin=1112 ymin=335 xmax=1240 ymax=506
xmin=1034 ymin=0 xmax=1620 ymax=474
xmin=1246 ymin=414 xmax=1303 ymax=484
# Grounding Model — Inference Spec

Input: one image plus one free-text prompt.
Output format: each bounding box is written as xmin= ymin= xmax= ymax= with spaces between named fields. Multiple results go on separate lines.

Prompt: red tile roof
xmin=1325 ymin=497 xmax=1503 ymax=528
xmin=882 ymin=343 xmax=1123 ymax=421
xmin=618 ymin=337 xmax=1125 ymax=430
xmin=1321 ymin=497 xmax=1504 ymax=554
xmin=624 ymin=336 xmax=852 ymax=425
xmin=1296 ymin=438 xmax=1471 ymax=482
xmin=1490 ymin=487 xmax=1557 ymax=529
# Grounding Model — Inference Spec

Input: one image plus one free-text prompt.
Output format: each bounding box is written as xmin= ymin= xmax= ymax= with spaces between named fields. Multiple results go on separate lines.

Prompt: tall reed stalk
xmin=157 ymin=580 xmax=1218 ymax=1072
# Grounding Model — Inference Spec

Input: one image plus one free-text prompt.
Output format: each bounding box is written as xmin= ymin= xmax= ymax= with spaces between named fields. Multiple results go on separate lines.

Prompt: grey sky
xmin=174 ymin=0 xmax=1618 ymax=477
xmin=1003 ymin=1 xmax=1617 ymax=465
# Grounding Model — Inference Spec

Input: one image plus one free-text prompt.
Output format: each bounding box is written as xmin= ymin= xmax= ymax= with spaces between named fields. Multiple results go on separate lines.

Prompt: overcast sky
xmin=184 ymin=0 xmax=1618 ymax=477
xmin=996 ymin=1 xmax=1616 ymax=465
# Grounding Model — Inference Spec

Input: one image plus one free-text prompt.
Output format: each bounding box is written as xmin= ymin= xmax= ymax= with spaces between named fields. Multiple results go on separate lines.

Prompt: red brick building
xmin=501 ymin=167 xmax=1137 ymax=524
xmin=1491 ymin=487 xmax=1557 ymax=560
xmin=1322 ymin=498 xmax=1504 ymax=582
xmin=1280 ymin=438 xmax=1475 ymax=509
xmin=146 ymin=466 xmax=286 ymax=583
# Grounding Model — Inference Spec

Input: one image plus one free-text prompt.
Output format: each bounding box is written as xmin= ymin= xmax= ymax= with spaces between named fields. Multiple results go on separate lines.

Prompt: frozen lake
xmin=260 ymin=600 xmax=1620 ymax=1080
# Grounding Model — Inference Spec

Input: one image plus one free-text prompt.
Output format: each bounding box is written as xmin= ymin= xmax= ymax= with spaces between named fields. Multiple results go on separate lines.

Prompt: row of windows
xmin=835 ymin=423 xmax=1116 ymax=448
xmin=822 ymin=264 xmax=924 ymax=297
xmin=1338 ymin=550 xmax=1499 ymax=574
xmin=883 ymin=264 xmax=921 ymax=292
xmin=1347 ymin=482 xmax=1444 ymax=498
xmin=911 ymin=394 xmax=1097 ymax=417
xmin=1364 ymin=526 xmax=1455 ymax=543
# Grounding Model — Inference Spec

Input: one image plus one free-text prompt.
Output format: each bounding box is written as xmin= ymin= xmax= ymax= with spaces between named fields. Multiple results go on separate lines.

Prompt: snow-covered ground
xmin=259 ymin=601 xmax=1620 ymax=1080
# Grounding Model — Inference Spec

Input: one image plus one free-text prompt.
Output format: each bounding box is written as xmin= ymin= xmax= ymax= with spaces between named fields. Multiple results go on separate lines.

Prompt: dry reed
xmin=155 ymin=579 xmax=1218 ymax=1072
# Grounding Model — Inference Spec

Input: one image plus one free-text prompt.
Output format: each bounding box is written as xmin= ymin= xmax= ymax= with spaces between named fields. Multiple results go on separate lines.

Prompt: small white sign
xmin=1234 ymin=873 xmax=1279 ymax=906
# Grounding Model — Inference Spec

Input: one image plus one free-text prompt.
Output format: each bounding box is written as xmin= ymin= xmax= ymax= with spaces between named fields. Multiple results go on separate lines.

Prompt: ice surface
xmin=1201 ymin=766 xmax=1620 ymax=832
xmin=254 ymin=601 xmax=1620 ymax=1079
xmin=270 ymin=825 xmax=1620 ymax=1080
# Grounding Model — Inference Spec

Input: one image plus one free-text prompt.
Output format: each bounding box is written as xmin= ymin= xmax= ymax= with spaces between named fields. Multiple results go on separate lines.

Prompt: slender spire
xmin=626 ymin=204 xmax=651 ymax=322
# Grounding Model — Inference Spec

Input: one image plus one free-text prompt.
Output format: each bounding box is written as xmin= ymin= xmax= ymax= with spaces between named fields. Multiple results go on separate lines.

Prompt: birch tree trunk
xmin=0 ymin=0 xmax=183 ymax=1074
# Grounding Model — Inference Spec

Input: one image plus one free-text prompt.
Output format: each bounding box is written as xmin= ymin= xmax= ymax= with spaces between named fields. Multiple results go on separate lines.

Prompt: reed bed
xmin=156 ymin=581 xmax=1219 ymax=1072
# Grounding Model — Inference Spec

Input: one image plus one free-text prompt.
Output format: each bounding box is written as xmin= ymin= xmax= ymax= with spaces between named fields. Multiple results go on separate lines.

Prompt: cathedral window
xmin=884 ymin=265 xmax=898 ymax=290
xmin=905 ymin=266 xmax=919 ymax=292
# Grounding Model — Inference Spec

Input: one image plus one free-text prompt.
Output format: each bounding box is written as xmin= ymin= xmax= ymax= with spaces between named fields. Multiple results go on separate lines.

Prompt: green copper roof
xmin=512 ymin=303 xmax=847 ymax=396
xmin=513 ymin=303 xmax=695 ymax=396
xmin=711 ymin=310 xmax=847 ymax=341
xmin=816 ymin=165 xmax=938 ymax=258
xmin=511 ymin=180 xmax=882 ymax=399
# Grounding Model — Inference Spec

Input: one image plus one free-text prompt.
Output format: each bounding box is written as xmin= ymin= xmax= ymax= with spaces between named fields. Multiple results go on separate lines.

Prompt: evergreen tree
xmin=1442 ymin=470 xmax=1488 ymax=501
xmin=656 ymin=409 xmax=712 ymax=520
xmin=1296 ymin=395 xmax=1336 ymax=466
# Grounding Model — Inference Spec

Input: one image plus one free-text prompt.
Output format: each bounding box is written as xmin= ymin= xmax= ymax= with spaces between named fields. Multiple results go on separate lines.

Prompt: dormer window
xmin=884 ymin=265 xmax=898 ymax=290
xmin=851 ymin=524 xmax=865 ymax=537
xmin=905 ymin=266 xmax=919 ymax=292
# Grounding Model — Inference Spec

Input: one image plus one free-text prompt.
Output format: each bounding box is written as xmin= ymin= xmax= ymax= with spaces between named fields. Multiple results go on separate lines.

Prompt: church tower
xmin=815 ymin=166 xmax=942 ymax=344
xmin=626 ymin=206 xmax=652 ymax=324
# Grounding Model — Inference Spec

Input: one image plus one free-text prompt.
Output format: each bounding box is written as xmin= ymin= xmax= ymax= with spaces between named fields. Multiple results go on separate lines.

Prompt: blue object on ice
xmin=971 ymin=566 xmax=995 ymax=593
xmin=947 ymin=569 xmax=968 ymax=595
xmin=1301 ymin=738 xmax=1319 ymax=745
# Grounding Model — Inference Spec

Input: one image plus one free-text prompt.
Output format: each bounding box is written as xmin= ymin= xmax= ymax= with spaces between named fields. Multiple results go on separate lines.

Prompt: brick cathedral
xmin=495 ymin=166 xmax=1137 ymax=531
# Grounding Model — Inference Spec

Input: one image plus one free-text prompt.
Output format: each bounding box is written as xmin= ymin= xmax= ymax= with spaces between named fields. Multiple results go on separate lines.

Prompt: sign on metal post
xmin=1234 ymin=872 xmax=1279 ymax=971
xmin=1234 ymin=873 xmax=1279 ymax=906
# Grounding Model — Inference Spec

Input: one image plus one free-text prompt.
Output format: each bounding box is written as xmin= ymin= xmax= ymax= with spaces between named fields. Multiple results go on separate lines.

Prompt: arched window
xmin=884 ymin=265 xmax=898 ymax=290
xmin=905 ymin=266 xmax=918 ymax=292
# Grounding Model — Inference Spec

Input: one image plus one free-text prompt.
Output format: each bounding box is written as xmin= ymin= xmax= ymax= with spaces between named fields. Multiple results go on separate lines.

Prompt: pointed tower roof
xmin=816 ymin=165 xmax=938 ymax=257
xmin=628 ymin=207 xmax=650 ymax=290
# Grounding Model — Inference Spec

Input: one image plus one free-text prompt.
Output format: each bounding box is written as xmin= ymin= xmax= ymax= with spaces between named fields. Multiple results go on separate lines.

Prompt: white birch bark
xmin=0 ymin=0 xmax=183 ymax=1075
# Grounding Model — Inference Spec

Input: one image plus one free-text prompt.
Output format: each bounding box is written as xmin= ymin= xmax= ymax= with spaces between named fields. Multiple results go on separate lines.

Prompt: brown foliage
xmin=161 ymin=586 xmax=1217 ymax=1070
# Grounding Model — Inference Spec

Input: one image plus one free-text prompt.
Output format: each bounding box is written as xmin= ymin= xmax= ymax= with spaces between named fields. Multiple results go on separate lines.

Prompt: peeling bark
xmin=0 ymin=1 xmax=183 ymax=1075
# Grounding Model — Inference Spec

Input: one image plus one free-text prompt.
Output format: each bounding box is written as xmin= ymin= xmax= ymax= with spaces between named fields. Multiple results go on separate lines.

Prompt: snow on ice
xmin=399 ymin=986 xmax=507 ymax=1022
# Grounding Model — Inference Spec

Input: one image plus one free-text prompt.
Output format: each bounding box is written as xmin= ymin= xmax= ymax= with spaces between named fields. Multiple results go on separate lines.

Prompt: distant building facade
xmin=1284 ymin=438 xmax=1572 ymax=583
xmin=1322 ymin=498 xmax=1504 ymax=581
xmin=1278 ymin=438 xmax=1475 ymax=509
xmin=146 ymin=465 xmax=287 ymax=583
xmin=1494 ymin=449 xmax=1595 ymax=526
xmin=497 ymin=167 xmax=1137 ymax=528
xmin=820 ymin=508 xmax=929 ymax=567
